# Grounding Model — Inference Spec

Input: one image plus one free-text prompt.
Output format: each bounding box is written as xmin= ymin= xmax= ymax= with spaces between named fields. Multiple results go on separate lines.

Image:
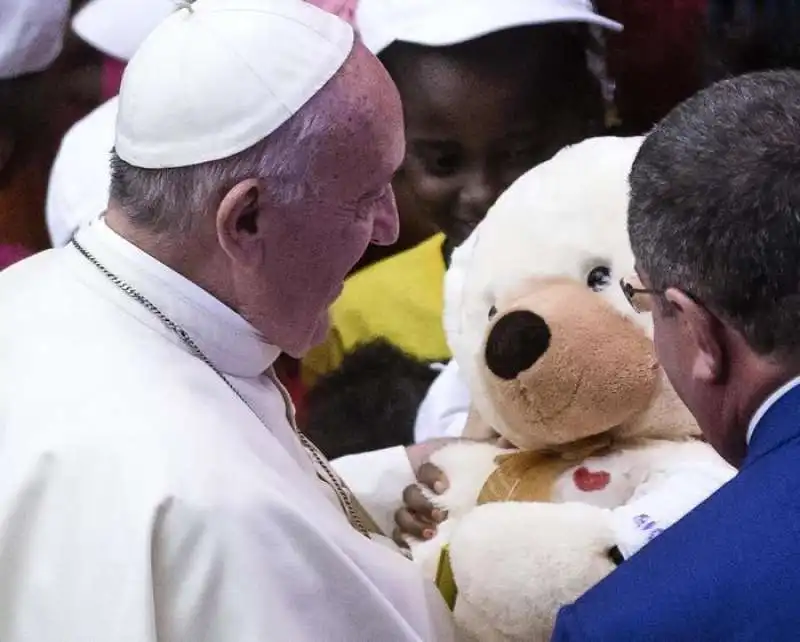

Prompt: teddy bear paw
xmin=447 ymin=501 xmax=619 ymax=642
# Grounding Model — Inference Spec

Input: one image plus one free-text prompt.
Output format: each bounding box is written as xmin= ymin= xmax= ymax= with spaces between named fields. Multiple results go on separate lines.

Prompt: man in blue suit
xmin=551 ymin=69 xmax=800 ymax=640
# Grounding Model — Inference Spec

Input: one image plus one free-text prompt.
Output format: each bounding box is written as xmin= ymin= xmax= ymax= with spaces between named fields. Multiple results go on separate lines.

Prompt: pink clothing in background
xmin=101 ymin=56 xmax=126 ymax=101
xmin=308 ymin=0 xmax=357 ymax=25
xmin=0 ymin=245 xmax=33 ymax=270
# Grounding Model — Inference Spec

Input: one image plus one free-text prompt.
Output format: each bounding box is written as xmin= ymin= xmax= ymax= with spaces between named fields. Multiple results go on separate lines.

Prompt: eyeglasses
xmin=619 ymin=275 xmax=662 ymax=314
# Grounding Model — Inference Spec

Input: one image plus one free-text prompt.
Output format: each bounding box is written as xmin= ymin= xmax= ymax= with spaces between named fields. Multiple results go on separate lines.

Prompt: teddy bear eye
xmin=587 ymin=266 xmax=612 ymax=292
xmin=488 ymin=305 xmax=498 ymax=320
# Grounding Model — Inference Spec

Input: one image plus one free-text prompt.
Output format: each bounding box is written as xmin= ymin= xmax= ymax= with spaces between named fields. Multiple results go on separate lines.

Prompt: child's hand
xmin=393 ymin=460 xmax=449 ymax=547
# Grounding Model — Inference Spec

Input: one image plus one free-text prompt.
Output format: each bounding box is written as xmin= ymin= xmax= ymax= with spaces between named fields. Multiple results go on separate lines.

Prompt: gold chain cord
xmin=71 ymin=239 xmax=371 ymax=538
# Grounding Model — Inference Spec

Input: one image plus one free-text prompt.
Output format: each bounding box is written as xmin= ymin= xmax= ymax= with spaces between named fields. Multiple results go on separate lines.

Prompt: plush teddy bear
xmin=407 ymin=136 xmax=736 ymax=642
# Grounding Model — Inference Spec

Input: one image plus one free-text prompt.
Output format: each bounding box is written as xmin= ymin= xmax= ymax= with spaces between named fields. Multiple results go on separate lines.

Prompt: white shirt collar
xmin=746 ymin=375 xmax=800 ymax=444
xmin=72 ymin=217 xmax=280 ymax=377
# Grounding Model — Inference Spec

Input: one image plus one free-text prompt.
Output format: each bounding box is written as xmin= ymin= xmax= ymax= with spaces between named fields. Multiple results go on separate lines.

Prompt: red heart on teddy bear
xmin=573 ymin=466 xmax=611 ymax=492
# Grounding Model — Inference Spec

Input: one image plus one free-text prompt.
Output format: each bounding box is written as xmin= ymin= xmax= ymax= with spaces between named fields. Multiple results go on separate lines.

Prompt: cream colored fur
xmin=444 ymin=136 xmax=653 ymax=439
xmin=413 ymin=442 xmax=514 ymax=578
xmin=410 ymin=136 xmax=736 ymax=641
xmin=450 ymin=502 xmax=617 ymax=642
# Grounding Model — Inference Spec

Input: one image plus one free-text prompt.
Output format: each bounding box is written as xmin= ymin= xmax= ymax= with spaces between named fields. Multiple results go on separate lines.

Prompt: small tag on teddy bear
xmin=435 ymin=545 xmax=458 ymax=610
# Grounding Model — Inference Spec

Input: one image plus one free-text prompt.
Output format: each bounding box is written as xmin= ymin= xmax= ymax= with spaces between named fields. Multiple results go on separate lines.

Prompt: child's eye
xmin=424 ymin=152 xmax=461 ymax=177
xmin=411 ymin=142 xmax=463 ymax=178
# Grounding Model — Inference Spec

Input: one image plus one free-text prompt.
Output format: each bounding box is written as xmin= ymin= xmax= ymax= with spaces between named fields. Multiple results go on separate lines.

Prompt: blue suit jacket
xmin=551 ymin=383 xmax=800 ymax=641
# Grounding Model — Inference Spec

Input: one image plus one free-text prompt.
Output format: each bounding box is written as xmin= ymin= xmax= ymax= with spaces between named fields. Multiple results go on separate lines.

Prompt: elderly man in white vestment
xmin=0 ymin=1 xmax=455 ymax=640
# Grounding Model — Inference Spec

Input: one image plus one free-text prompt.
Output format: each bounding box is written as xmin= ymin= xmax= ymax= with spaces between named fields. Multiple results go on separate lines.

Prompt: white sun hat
xmin=356 ymin=0 xmax=622 ymax=55
xmin=46 ymin=97 xmax=119 ymax=247
xmin=71 ymin=0 xmax=176 ymax=62
xmin=0 ymin=0 xmax=70 ymax=78
xmin=115 ymin=0 xmax=354 ymax=169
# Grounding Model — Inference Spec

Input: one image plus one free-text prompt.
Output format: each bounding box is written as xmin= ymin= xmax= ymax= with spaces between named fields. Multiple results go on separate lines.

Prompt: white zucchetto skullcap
xmin=115 ymin=0 xmax=354 ymax=169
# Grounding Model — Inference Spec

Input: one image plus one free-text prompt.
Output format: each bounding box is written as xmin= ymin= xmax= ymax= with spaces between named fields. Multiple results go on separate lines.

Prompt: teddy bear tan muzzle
xmin=480 ymin=279 xmax=659 ymax=449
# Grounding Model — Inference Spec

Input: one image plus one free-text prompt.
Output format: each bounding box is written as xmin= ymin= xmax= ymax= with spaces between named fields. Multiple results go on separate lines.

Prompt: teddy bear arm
xmin=426 ymin=441 xmax=513 ymax=516
xmin=409 ymin=441 xmax=511 ymax=578
xmin=447 ymin=501 xmax=618 ymax=642
xmin=610 ymin=442 xmax=735 ymax=559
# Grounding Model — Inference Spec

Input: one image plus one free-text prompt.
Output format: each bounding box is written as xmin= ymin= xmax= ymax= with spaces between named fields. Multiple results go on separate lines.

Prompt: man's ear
xmin=664 ymin=287 xmax=728 ymax=384
xmin=216 ymin=178 xmax=265 ymax=265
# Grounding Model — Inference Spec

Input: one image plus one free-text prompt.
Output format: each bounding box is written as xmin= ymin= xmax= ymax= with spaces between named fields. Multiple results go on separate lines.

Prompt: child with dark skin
xmin=390 ymin=26 xmax=604 ymax=255
xmin=382 ymin=29 xmax=606 ymax=541
xmin=395 ymin=0 xmax=800 ymax=546
xmin=301 ymin=23 xmax=607 ymax=393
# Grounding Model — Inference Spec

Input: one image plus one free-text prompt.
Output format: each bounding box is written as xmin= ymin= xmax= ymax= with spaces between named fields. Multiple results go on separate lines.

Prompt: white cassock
xmin=0 ymin=218 xmax=454 ymax=642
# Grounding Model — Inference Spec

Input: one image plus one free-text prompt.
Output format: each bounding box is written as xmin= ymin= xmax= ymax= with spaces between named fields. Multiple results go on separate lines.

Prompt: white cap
xmin=72 ymin=0 xmax=176 ymax=62
xmin=0 ymin=0 xmax=70 ymax=78
xmin=46 ymin=97 xmax=119 ymax=247
xmin=356 ymin=0 xmax=622 ymax=55
xmin=115 ymin=0 xmax=354 ymax=169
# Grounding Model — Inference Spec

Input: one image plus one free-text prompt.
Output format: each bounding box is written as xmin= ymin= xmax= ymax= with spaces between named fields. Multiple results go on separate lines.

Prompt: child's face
xmin=386 ymin=27 xmax=601 ymax=248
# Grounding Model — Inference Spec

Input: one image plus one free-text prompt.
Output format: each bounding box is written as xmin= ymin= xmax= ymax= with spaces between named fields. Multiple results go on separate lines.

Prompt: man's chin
xmin=284 ymin=316 xmax=330 ymax=359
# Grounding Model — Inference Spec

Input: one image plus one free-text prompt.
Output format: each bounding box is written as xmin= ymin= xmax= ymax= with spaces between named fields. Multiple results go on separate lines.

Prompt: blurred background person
xmin=703 ymin=0 xmax=800 ymax=82
xmin=46 ymin=0 xmax=175 ymax=249
xmin=0 ymin=0 xmax=70 ymax=252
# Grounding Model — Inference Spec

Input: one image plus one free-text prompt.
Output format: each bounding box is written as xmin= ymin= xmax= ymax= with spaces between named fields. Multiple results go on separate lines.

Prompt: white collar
xmin=72 ymin=217 xmax=280 ymax=377
xmin=746 ymin=375 xmax=800 ymax=444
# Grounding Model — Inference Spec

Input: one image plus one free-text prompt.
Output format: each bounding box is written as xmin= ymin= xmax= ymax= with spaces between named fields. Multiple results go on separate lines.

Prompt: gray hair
xmin=628 ymin=69 xmax=800 ymax=358
xmin=109 ymin=67 xmax=347 ymax=234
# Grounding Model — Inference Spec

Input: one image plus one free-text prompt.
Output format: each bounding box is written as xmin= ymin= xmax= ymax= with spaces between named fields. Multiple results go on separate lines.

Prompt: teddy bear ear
xmin=485 ymin=310 xmax=551 ymax=380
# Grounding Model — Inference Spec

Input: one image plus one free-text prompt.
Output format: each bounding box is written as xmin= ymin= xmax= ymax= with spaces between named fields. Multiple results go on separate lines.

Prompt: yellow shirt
xmin=302 ymin=233 xmax=450 ymax=386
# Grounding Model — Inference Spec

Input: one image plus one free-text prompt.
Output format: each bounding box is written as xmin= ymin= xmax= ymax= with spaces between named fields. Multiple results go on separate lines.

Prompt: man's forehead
xmin=334 ymin=45 xmax=398 ymax=119
xmin=309 ymin=58 xmax=404 ymax=179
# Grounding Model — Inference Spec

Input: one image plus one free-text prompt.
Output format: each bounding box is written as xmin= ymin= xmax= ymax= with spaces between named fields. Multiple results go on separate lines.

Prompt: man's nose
xmin=370 ymin=188 xmax=400 ymax=246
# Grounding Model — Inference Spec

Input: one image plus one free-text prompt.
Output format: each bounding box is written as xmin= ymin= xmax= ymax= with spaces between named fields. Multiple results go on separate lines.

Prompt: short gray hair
xmin=109 ymin=68 xmax=346 ymax=234
xmin=629 ymin=70 xmax=800 ymax=358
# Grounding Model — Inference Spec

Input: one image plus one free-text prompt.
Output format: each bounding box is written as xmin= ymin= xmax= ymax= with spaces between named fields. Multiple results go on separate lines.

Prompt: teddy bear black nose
xmin=485 ymin=310 xmax=551 ymax=380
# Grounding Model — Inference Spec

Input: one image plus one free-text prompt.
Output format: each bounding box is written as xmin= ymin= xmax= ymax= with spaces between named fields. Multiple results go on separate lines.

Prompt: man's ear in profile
xmin=216 ymin=179 xmax=265 ymax=266
xmin=664 ymin=287 xmax=727 ymax=386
